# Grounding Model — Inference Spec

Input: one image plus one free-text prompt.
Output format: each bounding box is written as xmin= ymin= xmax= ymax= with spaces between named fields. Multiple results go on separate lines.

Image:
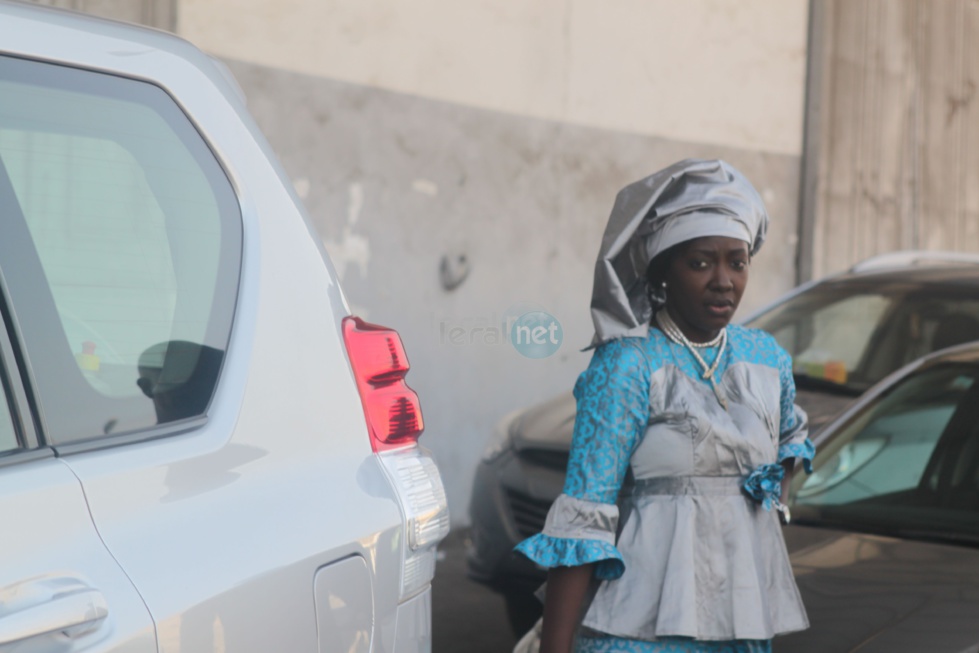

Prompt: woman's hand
xmin=780 ymin=459 xmax=794 ymax=505
xmin=779 ymin=459 xmax=795 ymax=524
xmin=539 ymin=564 xmax=595 ymax=653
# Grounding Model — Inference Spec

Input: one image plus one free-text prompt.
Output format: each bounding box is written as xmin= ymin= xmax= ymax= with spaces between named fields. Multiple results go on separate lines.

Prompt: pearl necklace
xmin=655 ymin=310 xmax=729 ymax=410
xmin=681 ymin=327 xmax=723 ymax=348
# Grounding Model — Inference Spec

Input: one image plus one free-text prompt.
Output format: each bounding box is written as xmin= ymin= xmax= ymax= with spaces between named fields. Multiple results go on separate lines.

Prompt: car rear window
xmin=750 ymin=282 xmax=979 ymax=392
xmin=0 ymin=55 xmax=241 ymax=444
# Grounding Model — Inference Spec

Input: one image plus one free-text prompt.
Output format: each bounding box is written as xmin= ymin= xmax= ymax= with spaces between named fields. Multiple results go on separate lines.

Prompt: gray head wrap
xmin=588 ymin=158 xmax=768 ymax=347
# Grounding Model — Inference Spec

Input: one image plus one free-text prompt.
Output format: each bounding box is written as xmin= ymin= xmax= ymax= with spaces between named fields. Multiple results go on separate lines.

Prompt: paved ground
xmin=433 ymin=528 xmax=521 ymax=653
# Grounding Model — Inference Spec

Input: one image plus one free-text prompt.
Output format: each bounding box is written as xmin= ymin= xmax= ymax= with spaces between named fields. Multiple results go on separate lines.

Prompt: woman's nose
xmin=711 ymin=267 xmax=734 ymax=290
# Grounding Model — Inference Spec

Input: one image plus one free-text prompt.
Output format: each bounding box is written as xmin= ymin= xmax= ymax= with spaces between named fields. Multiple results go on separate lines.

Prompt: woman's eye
xmin=689 ymin=259 xmax=709 ymax=270
xmin=732 ymin=260 xmax=748 ymax=271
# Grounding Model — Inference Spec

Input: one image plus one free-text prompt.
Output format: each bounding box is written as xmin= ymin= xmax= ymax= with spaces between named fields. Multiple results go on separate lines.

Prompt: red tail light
xmin=342 ymin=316 xmax=424 ymax=452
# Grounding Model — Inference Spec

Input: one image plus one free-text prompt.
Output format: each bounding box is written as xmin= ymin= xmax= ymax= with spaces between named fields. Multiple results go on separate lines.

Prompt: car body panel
xmin=392 ymin=589 xmax=433 ymax=652
xmin=781 ymin=525 xmax=979 ymax=653
xmin=794 ymin=388 xmax=854 ymax=434
xmin=314 ymin=556 xmax=374 ymax=653
xmin=510 ymin=393 xmax=575 ymax=453
xmin=0 ymin=457 xmax=155 ymax=652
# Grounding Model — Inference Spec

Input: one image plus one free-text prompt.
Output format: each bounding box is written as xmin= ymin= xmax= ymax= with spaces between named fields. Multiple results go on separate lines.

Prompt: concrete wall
xmin=182 ymin=0 xmax=809 ymax=525
xmin=29 ymin=0 xmax=811 ymax=524
xmin=223 ymin=61 xmax=803 ymax=523
xmin=178 ymin=0 xmax=807 ymax=156
xmin=25 ymin=0 xmax=175 ymax=30
xmin=802 ymin=0 xmax=979 ymax=278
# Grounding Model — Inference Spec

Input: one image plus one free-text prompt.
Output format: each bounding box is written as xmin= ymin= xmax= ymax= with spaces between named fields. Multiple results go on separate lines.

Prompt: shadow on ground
xmin=434 ymin=528 xmax=522 ymax=653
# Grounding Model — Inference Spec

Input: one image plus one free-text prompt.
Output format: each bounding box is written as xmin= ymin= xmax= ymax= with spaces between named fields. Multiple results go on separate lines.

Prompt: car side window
xmin=0 ymin=55 xmax=241 ymax=444
xmin=795 ymin=366 xmax=970 ymax=506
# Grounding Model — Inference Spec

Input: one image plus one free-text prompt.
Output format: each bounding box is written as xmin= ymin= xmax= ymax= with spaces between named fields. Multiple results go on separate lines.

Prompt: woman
xmin=515 ymin=159 xmax=815 ymax=653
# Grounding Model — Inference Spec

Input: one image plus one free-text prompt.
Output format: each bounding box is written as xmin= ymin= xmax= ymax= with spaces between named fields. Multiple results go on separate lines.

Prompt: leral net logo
xmin=436 ymin=303 xmax=564 ymax=359
xmin=508 ymin=308 xmax=563 ymax=359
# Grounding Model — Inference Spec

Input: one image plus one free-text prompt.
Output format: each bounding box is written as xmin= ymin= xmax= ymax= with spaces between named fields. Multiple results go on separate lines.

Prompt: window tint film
xmin=792 ymin=364 xmax=979 ymax=540
xmin=0 ymin=56 xmax=241 ymax=443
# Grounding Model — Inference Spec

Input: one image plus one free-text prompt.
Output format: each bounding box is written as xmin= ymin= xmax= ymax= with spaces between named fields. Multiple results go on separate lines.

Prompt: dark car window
xmin=0 ymin=55 xmax=241 ymax=444
xmin=749 ymin=284 xmax=979 ymax=392
xmin=791 ymin=363 xmax=979 ymax=541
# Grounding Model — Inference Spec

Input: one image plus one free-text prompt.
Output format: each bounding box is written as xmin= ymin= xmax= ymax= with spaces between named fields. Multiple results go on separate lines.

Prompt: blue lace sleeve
xmin=564 ymin=338 xmax=652 ymax=502
xmin=514 ymin=338 xmax=651 ymax=578
xmin=777 ymin=347 xmax=814 ymax=473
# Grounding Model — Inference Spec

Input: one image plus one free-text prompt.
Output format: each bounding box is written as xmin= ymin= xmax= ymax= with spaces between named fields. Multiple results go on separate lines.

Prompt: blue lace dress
xmin=516 ymin=325 xmax=815 ymax=653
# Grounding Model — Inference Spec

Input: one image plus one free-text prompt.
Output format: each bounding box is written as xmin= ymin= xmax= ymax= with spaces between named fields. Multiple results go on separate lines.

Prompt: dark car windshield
xmin=790 ymin=362 xmax=979 ymax=544
xmin=746 ymin=282 xmax=979 ymax=393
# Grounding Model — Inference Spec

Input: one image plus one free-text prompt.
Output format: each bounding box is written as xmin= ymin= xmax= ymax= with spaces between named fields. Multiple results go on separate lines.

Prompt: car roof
xmin=826 ymin=263 xmax=979 ymax=288
xmin=916 ymin=339 xmax=979 ymax=366
xmin=740 ymin=262 xmax=979 ymax=326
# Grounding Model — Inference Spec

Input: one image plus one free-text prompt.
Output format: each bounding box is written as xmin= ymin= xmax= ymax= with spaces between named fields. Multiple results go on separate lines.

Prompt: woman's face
xmin=663 ymin=236 xmax=750 ymax=342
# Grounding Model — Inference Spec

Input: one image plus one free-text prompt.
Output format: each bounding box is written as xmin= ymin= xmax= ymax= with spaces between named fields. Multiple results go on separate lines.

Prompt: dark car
xmin=468 ymin=253 xmax=979 ymax=634
xmin=780 ymin=341 xmax=979 ymax=651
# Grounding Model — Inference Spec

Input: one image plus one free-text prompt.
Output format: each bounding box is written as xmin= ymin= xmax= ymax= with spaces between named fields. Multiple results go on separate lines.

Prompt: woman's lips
xmin=705 ymin=302 xmax=734 ymax=318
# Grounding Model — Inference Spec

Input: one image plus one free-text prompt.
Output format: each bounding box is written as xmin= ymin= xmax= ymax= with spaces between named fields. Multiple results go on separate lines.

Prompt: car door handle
xmin=0 ymin=581 xmax=109 ymax=645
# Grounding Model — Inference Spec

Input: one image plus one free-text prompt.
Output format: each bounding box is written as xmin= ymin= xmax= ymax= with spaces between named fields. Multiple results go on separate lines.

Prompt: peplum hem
xmin=516 ymin=534 xmax=625 ymax=580
xmin=582 ymin=490 xmax=809 ymax=641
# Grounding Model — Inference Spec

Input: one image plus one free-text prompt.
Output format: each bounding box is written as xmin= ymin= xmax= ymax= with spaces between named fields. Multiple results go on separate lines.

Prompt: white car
xmin=0 ymin=2 xmax=448 ymax=651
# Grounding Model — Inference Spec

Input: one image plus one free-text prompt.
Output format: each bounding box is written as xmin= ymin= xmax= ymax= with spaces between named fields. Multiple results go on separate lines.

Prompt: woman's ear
xmin=645 ymin=245 xmax=677 ymax=289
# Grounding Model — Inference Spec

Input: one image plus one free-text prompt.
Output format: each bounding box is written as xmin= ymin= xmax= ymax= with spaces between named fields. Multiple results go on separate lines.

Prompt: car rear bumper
xmin=392 ymin=587 xmax=433 ymax=651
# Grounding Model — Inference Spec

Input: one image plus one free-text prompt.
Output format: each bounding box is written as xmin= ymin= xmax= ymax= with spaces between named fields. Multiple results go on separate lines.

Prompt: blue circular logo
xmin=509 ymin=310 xmax=563 ymax=358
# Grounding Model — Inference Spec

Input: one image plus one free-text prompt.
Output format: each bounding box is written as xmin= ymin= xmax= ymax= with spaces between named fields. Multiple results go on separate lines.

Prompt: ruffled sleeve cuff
xmin=515 ymin=534 xmax=625 ymax=580
xmin=513 ymin=493 xmax=625 ymax=580
xmin=778 ymin=437 xmax=815 ymax=474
